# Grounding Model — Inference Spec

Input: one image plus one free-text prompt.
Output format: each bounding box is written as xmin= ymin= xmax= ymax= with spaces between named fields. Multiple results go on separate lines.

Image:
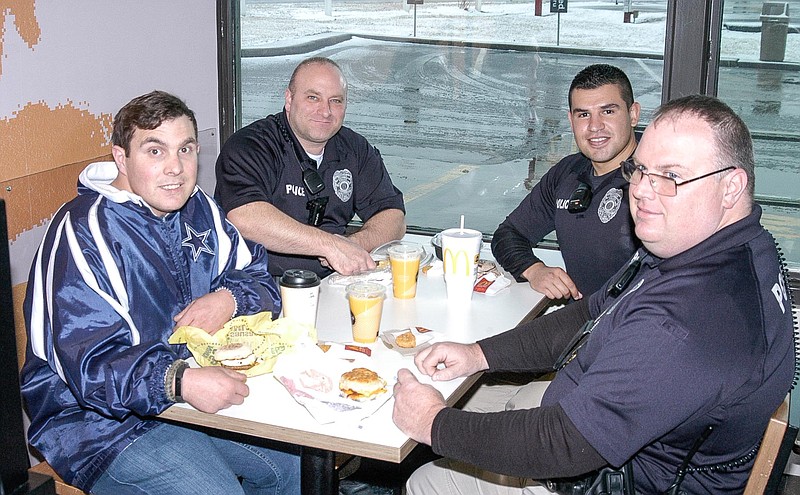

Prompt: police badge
xmin=597 ymin=188 xmax=622 ymax=224
xmin=332 ymin=169 xmax=353 ymax=202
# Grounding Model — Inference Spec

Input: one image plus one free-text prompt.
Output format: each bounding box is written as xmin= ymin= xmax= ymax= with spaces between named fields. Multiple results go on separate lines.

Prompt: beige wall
xmin=0 ymin=1 xmax=220 ymax=288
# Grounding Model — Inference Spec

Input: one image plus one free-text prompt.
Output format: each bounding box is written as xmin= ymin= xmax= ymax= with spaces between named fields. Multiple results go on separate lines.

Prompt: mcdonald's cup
xmin=441 ymin=228 xmax=482 ymax=302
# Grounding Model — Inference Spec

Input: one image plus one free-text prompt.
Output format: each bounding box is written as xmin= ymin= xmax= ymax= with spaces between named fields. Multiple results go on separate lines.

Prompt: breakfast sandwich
xmin=339 ymin=367 xmax=387 ymax=401
xmin=214 ymin=342 xmax=258 ymax=371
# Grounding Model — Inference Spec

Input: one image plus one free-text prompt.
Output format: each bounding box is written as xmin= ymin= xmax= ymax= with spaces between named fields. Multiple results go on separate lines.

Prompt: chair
xmin=743 ymin=394 xmax=797 ymax=495
xmin=1 ymin=199 xmax=54 ymax=494
xmin=12 ymin=280 xmax=86 ymax=495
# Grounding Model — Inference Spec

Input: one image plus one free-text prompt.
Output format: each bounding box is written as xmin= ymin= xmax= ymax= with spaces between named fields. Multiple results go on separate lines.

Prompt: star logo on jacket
xmin=182 ymin=223 xmax=214 ymax=261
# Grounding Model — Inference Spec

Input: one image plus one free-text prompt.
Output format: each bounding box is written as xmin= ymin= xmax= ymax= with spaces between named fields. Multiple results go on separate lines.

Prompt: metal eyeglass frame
xmin=621 ymin=159 xmax=735 ymax=197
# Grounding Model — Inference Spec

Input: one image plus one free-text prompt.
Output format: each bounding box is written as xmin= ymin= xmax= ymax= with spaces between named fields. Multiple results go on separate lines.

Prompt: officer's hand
xmin=392 ymin=369 xmax=445 ymax=445
xmin=523 ymin=263 xmax=582 ymax=300
xmin=320 ymin=234 xmax=376 ymax=275
xmin=414 ymin=342 xmax=488 ymax=381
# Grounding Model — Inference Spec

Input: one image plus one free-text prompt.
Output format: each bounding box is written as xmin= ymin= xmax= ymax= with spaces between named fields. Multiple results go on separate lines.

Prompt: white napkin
xmin=477 ymin=271 xmax=512 ymax=296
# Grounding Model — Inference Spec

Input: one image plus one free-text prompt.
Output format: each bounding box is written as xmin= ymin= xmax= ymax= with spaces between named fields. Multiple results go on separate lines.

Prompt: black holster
xmin=545 ymin=463 xmax=634 ymax=495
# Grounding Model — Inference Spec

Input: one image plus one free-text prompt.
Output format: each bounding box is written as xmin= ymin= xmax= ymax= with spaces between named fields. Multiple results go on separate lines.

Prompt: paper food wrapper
xmin=379 ymin=326 xmax=435 ymax=356
xmin=169 ymin=312 xmax=316 ymax=376
xmin=423 ymin=259 xmax=512 ymax=295
xmin=326 ymin=261 xmax=392 ymax=287
xmin=273 ymin=344 xmax=398 ymax=424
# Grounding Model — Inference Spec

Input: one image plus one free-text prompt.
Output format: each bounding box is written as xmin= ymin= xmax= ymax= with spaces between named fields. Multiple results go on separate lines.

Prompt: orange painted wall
xmin=0 ymin=101 xmax=112 ymax=241
xmin=1 ymin=2 xmax=219 ymax=291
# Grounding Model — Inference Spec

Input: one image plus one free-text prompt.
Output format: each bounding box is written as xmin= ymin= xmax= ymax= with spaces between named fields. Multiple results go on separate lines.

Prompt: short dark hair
xmin=653 ymin=94 xmax=755 ymax=198
xmin=111 ymin=91 xmax=198 ymax=156
xmin=288 ymin=57 xmax=347 ymax=94
xmin=568 ymin=64 xmax=634 ymax=109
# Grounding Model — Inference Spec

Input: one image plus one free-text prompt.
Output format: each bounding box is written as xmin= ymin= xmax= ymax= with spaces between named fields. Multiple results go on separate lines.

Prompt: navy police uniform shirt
xmin=543 ymin=205 xmax=795 ymax=492
xmin=499 ymin=152 xmax=640 ymax=295
xmin=215 ymin=110 xmax=405 ymax=277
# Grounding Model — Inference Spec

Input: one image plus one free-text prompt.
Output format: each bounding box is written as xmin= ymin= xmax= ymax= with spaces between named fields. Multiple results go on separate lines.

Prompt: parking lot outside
xmin=240 ymin=0 xmax=800 ymax=267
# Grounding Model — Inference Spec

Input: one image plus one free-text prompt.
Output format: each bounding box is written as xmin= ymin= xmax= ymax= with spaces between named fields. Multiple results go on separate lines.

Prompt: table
xmin=160 ymin=233 xmax=548 ymax=494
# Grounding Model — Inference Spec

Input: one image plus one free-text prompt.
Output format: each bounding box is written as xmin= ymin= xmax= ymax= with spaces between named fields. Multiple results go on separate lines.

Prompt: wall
xmin=0 ymin=1 xmax=220 ymax=290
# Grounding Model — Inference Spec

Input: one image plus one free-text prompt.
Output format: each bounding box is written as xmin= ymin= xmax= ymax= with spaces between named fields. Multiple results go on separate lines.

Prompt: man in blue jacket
xmin=21 ymin=91 xmax=300 ymax=494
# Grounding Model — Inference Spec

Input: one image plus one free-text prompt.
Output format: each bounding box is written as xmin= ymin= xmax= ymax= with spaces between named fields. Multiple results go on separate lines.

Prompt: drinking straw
xmin=460 ymin=215 xmax=465 ymax=230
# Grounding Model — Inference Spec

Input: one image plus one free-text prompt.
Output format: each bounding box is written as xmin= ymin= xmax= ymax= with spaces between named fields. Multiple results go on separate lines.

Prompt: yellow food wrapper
xmin=169 ymin=312 xmax=317 ymax=376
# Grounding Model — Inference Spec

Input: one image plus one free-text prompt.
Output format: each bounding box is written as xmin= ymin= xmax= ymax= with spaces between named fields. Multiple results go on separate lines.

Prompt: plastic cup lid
xmin=345 ymin=281 xmax=386 ymax=298
xmin=387 ymin=243 xmax=424 ymax=258
xmin=441 ymin=227 xmax=482 ymax=239
xmin=280 ymin=269 xmax=320 ymax=288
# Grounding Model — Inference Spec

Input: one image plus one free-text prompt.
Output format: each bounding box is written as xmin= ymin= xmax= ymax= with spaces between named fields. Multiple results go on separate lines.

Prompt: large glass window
xmin=235 ymin=0 xmax=799 ymax=268
xmin=717 ymin=0 xmax=800 ymax=270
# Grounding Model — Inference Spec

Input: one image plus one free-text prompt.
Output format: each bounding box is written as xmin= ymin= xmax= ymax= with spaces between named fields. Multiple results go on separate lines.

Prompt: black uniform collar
xmin=571 ymin=153 xmax=626 ymax=192
xmin=276 ymin=110 xmax=318 ymax=171
xmin=571 ymin=132 xmax=640 ymax=186
xmin=642 ymin=204 xmax=763 ymax=274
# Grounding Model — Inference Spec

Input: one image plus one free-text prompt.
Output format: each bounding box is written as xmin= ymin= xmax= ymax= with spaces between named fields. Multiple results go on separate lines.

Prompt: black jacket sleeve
xmin=479 ymin=298 xmax=592 ymax=373
xmin=426 ymin=299 xmax=605 ymax=479
xmin=431 ymin=402 xmax=608 ymax=479
xmin=491 ymin=221 xmax=542 ymax=282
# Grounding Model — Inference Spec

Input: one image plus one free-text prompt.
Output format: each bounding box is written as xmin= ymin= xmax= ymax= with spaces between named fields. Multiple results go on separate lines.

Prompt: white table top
xmin=160 ymin=233 xmax=548 ymax=462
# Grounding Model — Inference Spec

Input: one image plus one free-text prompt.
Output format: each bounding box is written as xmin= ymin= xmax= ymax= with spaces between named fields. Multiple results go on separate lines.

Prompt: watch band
xmin=173 ymin=360 xmax=190 ymax=403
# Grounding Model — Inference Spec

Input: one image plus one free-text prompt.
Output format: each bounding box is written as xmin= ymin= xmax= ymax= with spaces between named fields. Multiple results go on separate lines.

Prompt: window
xmin=717 ymin=0 xmax=800 ymax=271
xmin=235 ymin=0 xmax=665 ymax=236
xmin=226 ymin=0 xmax=799 ymax=269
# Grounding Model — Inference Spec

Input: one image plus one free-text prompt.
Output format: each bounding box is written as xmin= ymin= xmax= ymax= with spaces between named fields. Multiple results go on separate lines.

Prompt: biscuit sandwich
xmin=339 ymin=367 xmax=387 ymax=401
xmin=214 ymin=342 xmax=258 ymax=371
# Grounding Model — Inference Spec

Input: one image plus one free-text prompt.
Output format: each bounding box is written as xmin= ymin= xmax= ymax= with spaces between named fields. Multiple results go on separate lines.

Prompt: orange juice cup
xmin=346 ymin=282 xmax=386 ymax=343
xmin=387 ymin=243 xmax=424 ymax=299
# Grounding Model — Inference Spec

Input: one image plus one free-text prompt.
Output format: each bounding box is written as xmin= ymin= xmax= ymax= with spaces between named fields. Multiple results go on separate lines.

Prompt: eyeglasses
xmin=621 ymin=159 xmax=735 ymax=197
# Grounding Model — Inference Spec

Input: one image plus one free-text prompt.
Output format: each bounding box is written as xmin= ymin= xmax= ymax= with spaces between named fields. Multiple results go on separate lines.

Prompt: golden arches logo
xmin=443 ymin=248 xmax=476 ymax=276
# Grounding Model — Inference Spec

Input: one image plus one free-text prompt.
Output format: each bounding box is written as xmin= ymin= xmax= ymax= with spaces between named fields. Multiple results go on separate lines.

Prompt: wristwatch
xmin=173 ymin=360 xmax=190 ymax=403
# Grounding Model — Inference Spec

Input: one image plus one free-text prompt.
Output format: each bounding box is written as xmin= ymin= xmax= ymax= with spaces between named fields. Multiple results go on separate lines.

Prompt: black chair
xmin=0 ymin=199 xmax=55 ymax=494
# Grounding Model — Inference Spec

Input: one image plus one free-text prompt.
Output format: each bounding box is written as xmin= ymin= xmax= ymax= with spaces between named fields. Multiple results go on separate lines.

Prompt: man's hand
xmin=180 ymin=367 xmax=249 ymax=413
xmin=319 ymin=234 xmax=376 ymax=275
xmin=392 ymin=369 xmax=445 ymax=445
xmin=523 ymin=262 xmax=582 ymax=300
xmin=228 ymin=202 xmax=379 ymax=275
xmin=173 ymin=290 xmax=234 ymax=335
xmin=414 ymin=342 xmax=488 ymax=381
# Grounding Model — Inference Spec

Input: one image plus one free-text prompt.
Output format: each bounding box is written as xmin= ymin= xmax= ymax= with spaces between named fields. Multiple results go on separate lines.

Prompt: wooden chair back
xmin=744 ymin=394 xmax=796 ymax=495
xmin=14 ymin=282 xmax=85 ymax=495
